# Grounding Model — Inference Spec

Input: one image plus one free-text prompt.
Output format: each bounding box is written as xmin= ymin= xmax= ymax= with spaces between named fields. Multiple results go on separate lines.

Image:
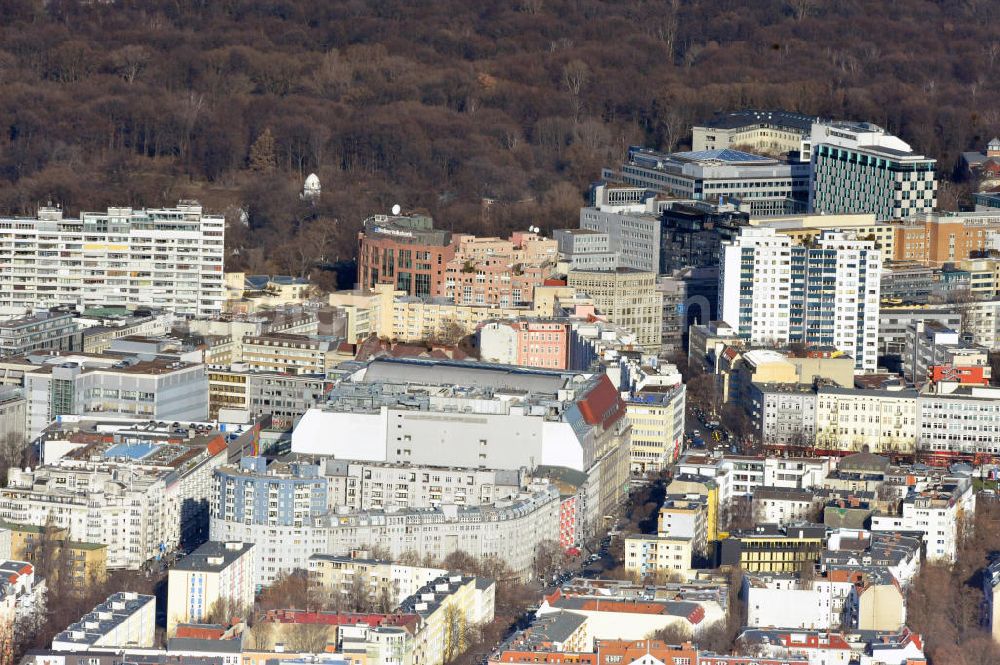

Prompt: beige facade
xmin=856 ymin=583 xmax=906 ymax=632
xmin=567 ymin=269 xmax=662 ymax=351
xmin=623 ymin=535 xmax=692 ymax=580
xmin=752 ymin=213 xmax=895 ymax=262
xmin=166 ymin=541 xmax=255 ymax=635
xmin=625 ymin=386 xmax=686 ymax=473
xmin=308 ymin=554 xmax=448 ymax=609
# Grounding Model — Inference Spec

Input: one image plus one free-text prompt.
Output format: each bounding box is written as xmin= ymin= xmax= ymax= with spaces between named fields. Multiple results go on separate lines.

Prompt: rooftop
xmin=52 ymin=592 xmax=155 ymax=647
xmin=172 ymin=542 xmax=253 ymax=573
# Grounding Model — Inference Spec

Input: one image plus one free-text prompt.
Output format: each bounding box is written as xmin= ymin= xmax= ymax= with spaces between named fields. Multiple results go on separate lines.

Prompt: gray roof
xmin=172 ymin=541 xmax=253 ymax=573
xmin=361 ymin=357 xmax=572 ymax=394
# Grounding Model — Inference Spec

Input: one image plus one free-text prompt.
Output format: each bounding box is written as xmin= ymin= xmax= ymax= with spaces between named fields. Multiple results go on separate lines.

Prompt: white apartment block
xmin=166 ymin=541 xmax=255 ymax=635
xmin=0 ymin=433 xmax=225 ymax=569
xmin=720 ymin=227 xmax=881 ymax=371
xmin=744 ymin=574 xmax=852 ymax=630
xmin=623 ymin=535 xmax=692 ymax=579
xmin=322 ymin=460 xmax=525 ymax=511
xmin=308 ymin=554 xmax=448 ymax=607
xmin=211 ymin=485 xmax=562 ymax=585
xmin=0 ymin=202 xmax=224 ymax=318
xmin=870 ymin=478 xmax=974 ymax=562
xmin=51 ymin=592 xmax=156 ymax=651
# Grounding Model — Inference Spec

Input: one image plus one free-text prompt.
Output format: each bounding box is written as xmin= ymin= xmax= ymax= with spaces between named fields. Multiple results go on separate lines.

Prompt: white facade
xmin=51 ymin=592 xmax=156 ymax=651
xmin=870 ymin=479 xmax=974 ymax=562
xmin=0 ymin=203 xmax=224 ymax=317
xmin=166 ymin=541 xmax=255 ymax=635
xmin=745 ymin=576 xmax=852 ymax=630
xmin=720 ymin=227 xmax=881 ymax=371
xmin=211 ymin=486 xmax=562 ymax=585
xmin=20 ymin=354 xmax=207 ymax=438
xmin=579 ymin=188 xmax=661 ymax=272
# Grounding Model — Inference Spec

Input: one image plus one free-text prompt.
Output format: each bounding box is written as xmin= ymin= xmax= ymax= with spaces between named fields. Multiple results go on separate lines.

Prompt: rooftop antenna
xmin=391 ymin=204 xmax=401 ymax=216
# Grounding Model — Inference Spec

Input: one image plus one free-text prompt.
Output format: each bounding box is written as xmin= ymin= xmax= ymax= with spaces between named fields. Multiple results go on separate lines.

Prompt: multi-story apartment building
xmin=292 ymin=358 xmax=631 ymax=543
xmin=603 ymin=147 xmax=810 ymax=216
xmin=0 ymin=202 xmax=224 ymax=317
xmin=720 ymin=525 xmax=825 ymax=573
xmin=51 ymin=592 xmax=156 ymax=651
xmin=308 ymin=553 xmax=448 ymax=609
xmin=0 ymin=311 xmax=82 ymax=357
xmin=357 ymin=214 xmax=454 ymax=297
xmin=567 ymin=269 xmax=662 ymax=351
xmin=166 ymin=541 xmax=255 ymax=635
xmin=442 ymin=232 xmax=557 ymax=306
xmin=623 ymin=535 xmax=692 ymax=580
xmin=212 ymin=469 xmax=561 ymax=584
xmin=553 ymin=229 xmax=618 ymax=271
xmin=478 ymin=319 xmax=573 ymax=369
xmin=903 ymin=321 xmax=990 ymax=387
xmin=12 ymin=353 xmax=208 ymax=438
xmin=916 ymin=383 xmax=1000 ymax=461
xmin=892 ymin=211 xmax=1000 ymax=265
xmin=0 ymin=428 xmax=227 ymax=569
xmin=208 ymin=366 xmax=333 ymax=423
xmin=579 ymin=185 xmax=662 ymax=272
xmin=719 ymin=228 xmax=881 ymax=371
xmin=751 ymin=212 xmax=896 ymax=263
xmin=399 ymin=575 xmax=496 ymax=665
xmin=625 ymin=387 xmax=686 ymax=473
xmin=809 ymin=121 xmax=936 ymax=220
xmin=692 ymin=109 xmax=817 ymax=155
xmin=0 ymin=519 xmax=106 ymax=595
xmin=323 ymin=460 xmax=524 ymax=511
xmin=240 ymin=333 xmax=342 ymax=375
xmin=870 ymin=476 xmax=974 ymax=562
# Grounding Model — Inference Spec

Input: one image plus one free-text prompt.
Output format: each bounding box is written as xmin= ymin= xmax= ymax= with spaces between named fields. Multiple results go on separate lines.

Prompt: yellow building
xmin=567 ymin=268 xmax=662 ymax=351
xmin=958 ymin=257 xmax=1000 ymax=300
xmin=623 ymin=535 xmax=692 ymax=580
xmin=666 ymin=475 xmax=719 ymax=542
xmin=625 ymin=386 xmax=686 ymax=473
xmin=0 ymin=520 xmax=107 ymax=594
xmin=403 ymin=575 xmax=496 ymax=665
xmin=241 ymin=333 xmax=343 ymax=374
xmin=225 ymin=273 xmax=315 ymax=313
xmin=721 ymin=526 xmax=824 ymax=573
xmin=208 ymin=368 xmax=250 ymax=418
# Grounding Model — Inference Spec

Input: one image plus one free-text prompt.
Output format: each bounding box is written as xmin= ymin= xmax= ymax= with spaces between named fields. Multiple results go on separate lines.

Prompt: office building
xmin=877 ymin=304 xmax=963 ymax=357
xmin=809 ymin=121 xmax=936 ymax=219
xmin=567 ymin=269 xmax=662 ymax=351
xmin=167 ymin=541 xmax=255 ymax=635
xmin=603 ymin=147 xmax=810 ymax=216
xmin=241 ymin=333 xmax=342 ymax=375
xmin=579 ymin=185 xmax=662 ymax=272
xmin=553 ymin=229 xmax=618 ymax=271
xmin=903 ymin=321 xmax=990 ymax=387
xmin=692 ymin=110 xmax=817 ymax=156
xmin=720 ymin=525 xmax=825 ymax=573
xmin=750 ymin=212 xmax=895 ymax=262
xmin=0 ymin=202 xmax=224 ymax=317
xmin=659 ymin=202 xmax=749 ymax=273
xmin=51 ymin=592 xmax=156 ymax=651
xmin=357 ymin=213 xmax=454 ymax=297
xmin=719 ymin=227 xmax=881 ymax=371
xmin=11 ymin=352 xmax=208 ymax=438
xmin=892 ymin=211 xmax=1000 ymax=265
xmin=916 ymin=383 xmax=1000 ymax=462
xmin=0 ymin=310 xmax=82 ymax=357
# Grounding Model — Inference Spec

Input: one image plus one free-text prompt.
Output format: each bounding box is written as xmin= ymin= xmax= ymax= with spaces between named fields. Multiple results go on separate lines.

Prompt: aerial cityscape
xmin=0 ymin=3 xmax=999 ymax=665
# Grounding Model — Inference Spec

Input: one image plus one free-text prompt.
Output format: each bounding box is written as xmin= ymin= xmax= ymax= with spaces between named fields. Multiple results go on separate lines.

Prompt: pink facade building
xmin=478 ymin=320 xmax=571 ymax=369
xmin=441 ymin=232 xmax=558 ymax=306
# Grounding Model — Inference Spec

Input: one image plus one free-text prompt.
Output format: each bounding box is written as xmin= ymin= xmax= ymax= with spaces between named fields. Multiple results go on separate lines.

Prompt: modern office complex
xmin=0 ymin=311 xmax=82 ymax=357
xmin=579 ymin=185 xmax=662 ymax=272
xmin=809 ymin=121 xmax=937 ymax=220
xmin=719 ymin=227 xmax=881 ymax=370
xmin=691 ymin=109 xmax=817 ymax=155
xmin=0 ymin=202 xmax=225 ymax=317
xmin=603 ymin=146 xmax=810 ymax=216
xmin=357 ymin=213 xmax=454 ymax=297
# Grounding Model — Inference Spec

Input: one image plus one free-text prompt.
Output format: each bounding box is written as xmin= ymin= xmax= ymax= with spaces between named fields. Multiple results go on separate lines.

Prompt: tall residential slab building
xmin=720 ymin=227 xmax=881 ymax=371
xmin=809 ymin=121 xmax=937 ymax=220
xmin=0 ymin=202 xmax=224 ymax=317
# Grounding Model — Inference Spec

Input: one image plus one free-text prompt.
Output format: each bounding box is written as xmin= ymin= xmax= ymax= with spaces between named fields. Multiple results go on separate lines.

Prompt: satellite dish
xmin=391 ymin=204 xmax=401 ymax=216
